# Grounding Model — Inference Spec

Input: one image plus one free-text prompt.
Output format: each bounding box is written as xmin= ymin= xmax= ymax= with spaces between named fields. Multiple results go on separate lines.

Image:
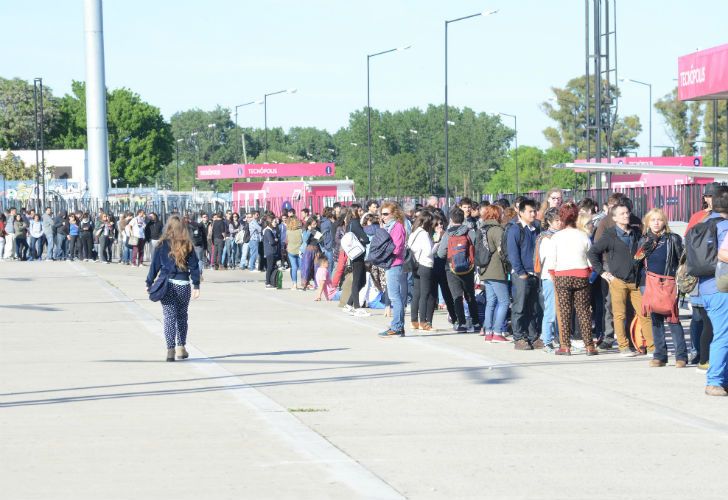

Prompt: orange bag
xmin=641 ymin=271 xmax=679 ymax=323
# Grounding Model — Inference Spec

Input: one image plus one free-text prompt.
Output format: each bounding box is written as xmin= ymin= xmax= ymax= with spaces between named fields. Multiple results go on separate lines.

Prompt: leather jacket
xmin=637 ymin=231 xmax=683 ymax=277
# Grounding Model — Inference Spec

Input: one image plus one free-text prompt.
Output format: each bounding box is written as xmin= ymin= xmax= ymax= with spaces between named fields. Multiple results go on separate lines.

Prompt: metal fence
xmin=0 ymin=183 xmax=716 ymax=222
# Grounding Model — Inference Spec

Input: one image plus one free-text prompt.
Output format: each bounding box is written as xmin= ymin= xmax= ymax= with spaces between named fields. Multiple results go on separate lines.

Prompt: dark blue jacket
xmin=146 ymin=240 xmax=201 ymax=290
xmin=263 ymin=226 xmax=280 ymax=259
xmin=506 ymin=222 xmax=538 ymax=276
xmin=320 ymin=218 xmax=334 ymax=251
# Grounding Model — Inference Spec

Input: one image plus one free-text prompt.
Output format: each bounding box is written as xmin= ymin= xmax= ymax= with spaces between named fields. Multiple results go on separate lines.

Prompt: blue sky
xmin=3 ymin=0 xmax=728 ymax=156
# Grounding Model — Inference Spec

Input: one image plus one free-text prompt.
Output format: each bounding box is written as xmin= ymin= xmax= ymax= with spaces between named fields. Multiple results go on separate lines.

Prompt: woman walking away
xmin=551 ymin=203 xmax=597 ymax=356
xmin=146 ymin=215 xmax=201 ymax=362
xmin=408 ymin=210 xmax=436 ymax=330
xmin=635 ymin=208 xmax=688 ymax=368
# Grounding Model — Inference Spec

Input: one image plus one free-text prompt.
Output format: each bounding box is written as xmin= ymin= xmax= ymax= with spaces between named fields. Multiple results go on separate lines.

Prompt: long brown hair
xmin=160 ymin=215 xmax=193 ymax=270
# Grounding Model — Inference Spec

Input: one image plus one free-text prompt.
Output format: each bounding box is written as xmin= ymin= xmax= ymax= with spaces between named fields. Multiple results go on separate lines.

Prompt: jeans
xmin=248 ymin=240 xmax=259 ymax=270
xmin=54 ymin=234 xmax=67 ymax=260
xmin=43 ymin=232 xmax=54 ymax=260
xmin=122 ymin=244 xmax=132 ymax=264
xmin=29 ymin=236 xmax=42 ymax=260
xmin=651 ymin=312 xmax=688 ymax=362
xmin=213 ymin=238 xmax=224 ymax=267
xmin=15 ymin=237 xmax=28 ymax=260
xmin=484 ymin=279 xmax=509 ymax=334
xmin=68 ymin=235 xmax=79 ymax=260
xmin=511 ymin=273 xmax=541 ymax=342
xmin=323 ymin=249 xmax=334 ymax=276
xmin=411 ymin=266 xmax=436 ymax=324
xmin=446 ymin=270 xmax=479 ymax=327
xmin=541 ymin=279 xmax=558 ymax=345
xmin=385 ymin=265 xmax=407 ymax=332
xmin=703 ymin=292 xmax=728 ymax=387
xmin=239 ymin=242 xmax=250 ymax=268
xmin=690 ymin=306 xmax=703 ymax=358
xmin=288 ymin=253 xmax=301 ymax=285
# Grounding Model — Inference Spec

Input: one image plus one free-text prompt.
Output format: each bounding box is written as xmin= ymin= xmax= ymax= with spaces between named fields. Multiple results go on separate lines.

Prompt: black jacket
xmin=588 ymin=226 xmax=641 ymax=284
xmin=263 ymin=226 xmax=280 ymax=259
xmin=211 ymin=219 xmax=227 ymax=240
xmin=145 ymin=219 xmax=163 ymax=240
xmin=637 ymin=232 xmax=683 ymax=277
xmin=191 ymin=222 xmax=207 ymax=249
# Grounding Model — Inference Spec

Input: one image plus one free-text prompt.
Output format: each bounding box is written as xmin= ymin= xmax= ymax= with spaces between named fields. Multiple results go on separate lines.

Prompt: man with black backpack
xmin=505 ymin=199 xmax=542 ymax=350
xmin=436 ymin=207 xmax=480 ymax=333
xmin=689 ymin=185 xmax=728 ymax=396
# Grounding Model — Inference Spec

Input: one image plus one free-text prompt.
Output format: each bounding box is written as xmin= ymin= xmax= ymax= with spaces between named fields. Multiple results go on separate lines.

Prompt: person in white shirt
xmin=551 ymin=203 xmax=597 ymax=356
xmin=536 ymin=208 xmax=562 ymax=352
xmin=408 ymin=210 xmax=436 ymax=331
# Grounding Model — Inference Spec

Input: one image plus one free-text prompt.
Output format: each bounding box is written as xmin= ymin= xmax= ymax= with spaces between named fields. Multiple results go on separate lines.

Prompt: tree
xmin=700 ymin=99 xmax=727 ymax=166
xmin=484 ymin=147 xmax=583 ymax=194
xmin=541 ymin=76 xmax=642 ymax=158
xmin=0 ymin=77 xmax=59 ymax=150
xmin=654 ymin=87 xmax=703 ymax=157
xmin=0 ymin=150 xmax=35 ymax=180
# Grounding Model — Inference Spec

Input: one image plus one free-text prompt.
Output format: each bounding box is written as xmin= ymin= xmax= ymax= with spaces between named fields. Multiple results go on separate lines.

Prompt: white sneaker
xmin=342 ymin=305 xmax=354 ymax=314
xmin=353 ymin=308 xmax=371 ymax=317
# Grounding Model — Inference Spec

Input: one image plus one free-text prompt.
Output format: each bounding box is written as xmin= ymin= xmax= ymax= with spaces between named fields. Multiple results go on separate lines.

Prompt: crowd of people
xmin=2 ymin=183 xmax=728 ymax=397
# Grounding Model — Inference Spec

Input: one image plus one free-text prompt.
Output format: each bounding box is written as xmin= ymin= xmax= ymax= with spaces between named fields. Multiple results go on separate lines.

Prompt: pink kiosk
xmin=196 ymin=162 xmax=355 ymax=213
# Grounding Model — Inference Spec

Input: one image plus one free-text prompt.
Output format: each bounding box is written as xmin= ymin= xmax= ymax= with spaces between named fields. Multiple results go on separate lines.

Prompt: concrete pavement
xmin=1 ymin=260 xmax=727 ymax=499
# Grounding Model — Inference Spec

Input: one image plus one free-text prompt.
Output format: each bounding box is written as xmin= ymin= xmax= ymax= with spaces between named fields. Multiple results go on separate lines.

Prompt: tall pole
xmin=367 ymin=55 xmax=372 ymax=200
xmin=175 ymin=139 xmax=181 ymax=191
xmin=83 ymin=0 xmax=110 ymax=201
xmin=39 ymin=79 xmax=45 ymax=207
xmin=263 ymin=89 xmax=295 ymax=162
xmin=366 ymin=46 xmax=409 ymax=200
xmin=234 ymin=100 xmax=257 ymax=163
xmin=444 ymin=10 xmax=497 ymax=206
xmin=713 ymin=100 xmax=719 ymax=166
xmin=33 ymin=79 xmax=40 ymax=211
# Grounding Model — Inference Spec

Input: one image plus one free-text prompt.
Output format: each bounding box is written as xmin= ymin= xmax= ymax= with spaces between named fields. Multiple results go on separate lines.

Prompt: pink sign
xmin=197 ymin=162 xmax=335 ymax=180
xmin=678 ymin=44 xmax=728 ymax=101
xmin=576 ymin=156 xmax=702 ymax=167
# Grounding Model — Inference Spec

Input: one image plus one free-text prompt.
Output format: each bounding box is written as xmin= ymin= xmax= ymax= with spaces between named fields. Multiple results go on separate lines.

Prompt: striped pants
xmin=161 ymin=283 xmax=191 ymax=349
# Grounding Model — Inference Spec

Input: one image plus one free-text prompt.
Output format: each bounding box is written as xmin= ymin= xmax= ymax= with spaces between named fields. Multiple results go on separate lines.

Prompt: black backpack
xmin=474 ymin=225 xmax=496 ymax=268
xmin=499 ymin=221 xmax=524 ymax=270
xmin=685 ymin=217 xmax=721 ymax=277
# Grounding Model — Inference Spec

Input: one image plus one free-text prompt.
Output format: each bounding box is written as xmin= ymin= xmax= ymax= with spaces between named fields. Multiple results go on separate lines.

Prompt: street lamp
xmin=235 ymin=100 xmax=260 ymax=162
xmin=175 ymin=138 xmax=183 ymax=191
xmin=264 ymin=88 xmax=297 ymax=162
xmin=190 ymin=131 xmax=199 ymax=190
xmin=445 ymin=9 xmax=498 ymax=205
xmin=367 ymin=44 xmax=411 ymax=200
xmin=620 ymin=77 xmax=652 ymax=157
xmin=497 ymin=112 xmax=518 ymax=195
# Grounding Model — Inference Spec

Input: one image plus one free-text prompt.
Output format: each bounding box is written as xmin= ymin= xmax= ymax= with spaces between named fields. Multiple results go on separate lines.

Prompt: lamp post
xmin=264 ymin=88 xmax=297 ymax=162
xmin=620 ymin=77 xmax=652 ymax=157
xmin=175 ymin=138 xmax=183 ymax=191
xmin=497 ymin=112 xmax=518 ymax=195
xmin=367 ymin=45 xmax=411 ymax=200
xmin=445 ymin=9 xmax=498 ymax=206
xmin=190 ymin=131 xmax=199 ymax=190
xmin=234 ymin=100 xmax=261 ymax=163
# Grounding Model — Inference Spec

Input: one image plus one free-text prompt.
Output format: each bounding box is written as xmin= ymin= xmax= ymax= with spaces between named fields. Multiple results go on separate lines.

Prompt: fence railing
xmin=0 ymin=183 xmax=716 ymax=223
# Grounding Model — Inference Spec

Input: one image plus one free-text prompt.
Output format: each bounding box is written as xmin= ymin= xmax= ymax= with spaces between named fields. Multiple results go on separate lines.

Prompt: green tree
xmin=654 ymin=87 xmax=703 ymax=157
xmin=541 ymin=76 xmax=642 ymax=157
xmin=700 ymin=100 xmax=727 ymax=166
xmin=0 ymin=150 xmax=35 ymax=180
xmin=484 ymin=147 xmax=583 ymax=194
xmin=0 ymin=77 xmax=59 ymax=150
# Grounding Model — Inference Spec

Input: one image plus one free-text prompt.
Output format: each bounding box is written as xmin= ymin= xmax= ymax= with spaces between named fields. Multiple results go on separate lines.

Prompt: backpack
xmin=500 ymin=221 xmax=524 ymax=269
xmin=340 ymin=231 xmax=365 ymax=260
xmin=533 ymin=232 xmax=554 ymax=275
xmin=685 ymin=217 xmax=721 ymax=277
xmin=447 ymin=232 xmax=474 ymax=275
xmin=241 ymin=222 xmax=251 ymax=244
xmin=474 ymin=225 xmax=496 ymax=268
xmin=365 ymin=227 xmax=396 ymax=269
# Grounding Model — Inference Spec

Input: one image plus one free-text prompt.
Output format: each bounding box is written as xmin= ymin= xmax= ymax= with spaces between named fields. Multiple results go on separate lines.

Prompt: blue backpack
xmin=366 ymin=227 xmax=396 ymax=269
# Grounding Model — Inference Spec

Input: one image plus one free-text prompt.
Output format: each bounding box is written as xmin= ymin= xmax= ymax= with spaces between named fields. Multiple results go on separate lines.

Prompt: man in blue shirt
xmin=506 ymin=199 xmax=542 ymax=350
xmin=697 ymin=186 xmax=728 ymax=396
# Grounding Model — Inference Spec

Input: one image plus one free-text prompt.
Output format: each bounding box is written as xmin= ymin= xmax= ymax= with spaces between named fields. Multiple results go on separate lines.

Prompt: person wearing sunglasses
xmin=378 ymin=202 xmax=408 ymax=337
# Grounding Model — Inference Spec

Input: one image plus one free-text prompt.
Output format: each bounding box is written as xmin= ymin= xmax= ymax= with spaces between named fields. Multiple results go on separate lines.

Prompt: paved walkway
xmin=1 ymin=260 xmax=727 ymax=499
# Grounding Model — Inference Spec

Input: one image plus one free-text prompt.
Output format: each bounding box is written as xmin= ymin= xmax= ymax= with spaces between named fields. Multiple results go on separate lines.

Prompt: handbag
xmin=641 ymin=271 xmax=678 ymax=322
xmin=148 ymin=271 xmax=169 ymax=302
xmin=128 ymin=234 xmax=139 ymax=247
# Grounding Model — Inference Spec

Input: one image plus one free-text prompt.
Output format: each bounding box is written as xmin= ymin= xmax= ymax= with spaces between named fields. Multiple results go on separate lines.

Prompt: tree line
xmin=3 ymin=74 xmax=719 ymax=196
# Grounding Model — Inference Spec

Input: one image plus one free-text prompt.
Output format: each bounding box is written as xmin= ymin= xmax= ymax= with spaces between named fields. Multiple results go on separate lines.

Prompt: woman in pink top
xmin=379 ymin=202 xmax=408 ymax=337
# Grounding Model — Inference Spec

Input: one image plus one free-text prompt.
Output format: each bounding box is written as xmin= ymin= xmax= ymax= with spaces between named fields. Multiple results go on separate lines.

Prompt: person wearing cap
xmin=686 ymin=182 xmax=720 ymax=234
